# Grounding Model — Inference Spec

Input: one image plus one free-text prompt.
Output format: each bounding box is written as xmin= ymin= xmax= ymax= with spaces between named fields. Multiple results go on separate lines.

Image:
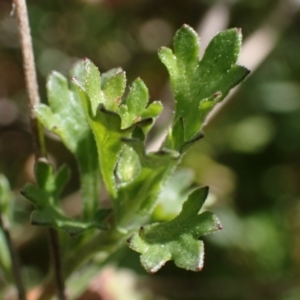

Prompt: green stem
xmin=48 ymin=229 xmax=66 ymax=300
xmin=13 ymin=0 xmax=65 ymax=299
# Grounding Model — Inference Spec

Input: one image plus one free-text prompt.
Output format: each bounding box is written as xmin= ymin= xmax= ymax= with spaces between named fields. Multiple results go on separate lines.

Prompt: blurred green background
xmin=1 ymin=0 xmax=300 ymax=299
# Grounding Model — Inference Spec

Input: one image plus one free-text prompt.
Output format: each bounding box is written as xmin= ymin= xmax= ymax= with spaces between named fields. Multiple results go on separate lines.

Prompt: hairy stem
xmin=13 ymin=0 xmax=46 ymax=158
xmin=0 ymin=214 xmax=26 ymax=300
xmin=13 ymin=0 xmax=65 ymax=299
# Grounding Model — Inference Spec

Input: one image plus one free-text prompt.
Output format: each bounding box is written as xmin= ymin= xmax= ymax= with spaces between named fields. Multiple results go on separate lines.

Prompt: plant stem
xmin=0 ymin=214 xmax=26 ymax=300
xmin=35 ymin=229 xmax=127 ymax=300
xmin=13 ymin=0 xmax=66 ymax=299
xmin=48 ymin=229 xmax=66 ymax=300
xmin=13 ymin=0 xmax=46 ymax=158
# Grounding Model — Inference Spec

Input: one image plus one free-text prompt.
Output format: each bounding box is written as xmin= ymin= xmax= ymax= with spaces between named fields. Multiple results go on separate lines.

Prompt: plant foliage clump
xmin=19 ymin=25 xmax=249 ymax=275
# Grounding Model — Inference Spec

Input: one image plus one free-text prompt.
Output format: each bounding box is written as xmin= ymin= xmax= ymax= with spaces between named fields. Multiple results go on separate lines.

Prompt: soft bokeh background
xmin=1 ymin=0 xmax=300 ymax=299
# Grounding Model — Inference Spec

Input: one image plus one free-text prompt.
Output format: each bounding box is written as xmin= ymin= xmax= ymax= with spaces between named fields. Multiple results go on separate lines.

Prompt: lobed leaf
xmin=72 ymin=59 xmax=162 ymax=197
xmin=159 ymin=25 xmax=250 ymax=146
xmin=22 ymin=160 xmax=110 ymax=235
xmin=128 ymin=187 xmax=222 ymax=273
xmin=102 ymin=71 xmax=126 ymax=111
xmin=35 ymin=71 xmax=100 ymax=219
xmin=119 ymin=78 xmax=163 ymax=131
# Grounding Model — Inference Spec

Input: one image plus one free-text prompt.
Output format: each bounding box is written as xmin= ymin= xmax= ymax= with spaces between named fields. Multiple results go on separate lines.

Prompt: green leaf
xmin=101 ymin=68 xmax=123 ymax=87
xmin=159 ymin=25 xmax=250 ymax=146
xmin=153 ymin=168 xmax=195 ymax=221
xmin=72 ymin=59 xmax=161 ymax=197
xmin=35 ymin=71 xmax=100 ymax=219
xmin=72 ymin=83 xmax=128 ymax=197
xmin=128 ymin=187 xmax=222 ymax=273
xmin=173 ymin=23 xmax=199 ymax=71
xmin=102 ymin=71 xmax=126 ymax=111
xmin=84 ymin=58 xmax=103 ymax=116
xmin=116 ymin=137 xmax=179 ymax=230
xmin=117 ymin=145 xmax=141 ymax=184
xmin=22 ymin=160 xmax=109 ymax=235
xmin=119 ymin=78 xmax=162 ymax=131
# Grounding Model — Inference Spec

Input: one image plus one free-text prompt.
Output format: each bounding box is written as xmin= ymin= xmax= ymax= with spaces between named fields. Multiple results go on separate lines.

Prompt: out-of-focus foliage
xmin=1 ymin=0 xmax=300 ymax=299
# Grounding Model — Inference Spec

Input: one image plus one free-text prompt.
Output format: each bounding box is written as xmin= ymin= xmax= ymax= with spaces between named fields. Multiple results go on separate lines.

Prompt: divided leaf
xmin=35 ymin=72 xmax=100 ymax=219
xmin=128 ymin=187 xmax=222 ymax=273
xmin=72 ymin=59 xmax=162 ymax=197
xmin=159 ymin=25 xmax=250 ymax=148
xmin=22 ymin=160 xmax=110 ymax=236
xmin=119 ymin=78 xmax=163 ymax=131
xmin=117 ymin=24 xmax=248 ymax=241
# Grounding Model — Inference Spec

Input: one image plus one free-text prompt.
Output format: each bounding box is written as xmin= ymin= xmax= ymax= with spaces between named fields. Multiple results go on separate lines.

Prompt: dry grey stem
xmin=13 ymin=0 xmax=46 ymax=158
xmin=13 ymin=0 xmax=40 ymax=108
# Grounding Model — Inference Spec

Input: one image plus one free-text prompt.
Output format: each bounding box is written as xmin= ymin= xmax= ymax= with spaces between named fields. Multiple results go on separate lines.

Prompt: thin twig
xmin=0 ymin=213 xmax=26 ymax=300
xmin=13 ymin=0 xmax=66 ymax=299
xmin=13 ymin=0 xmax=46 ymax=158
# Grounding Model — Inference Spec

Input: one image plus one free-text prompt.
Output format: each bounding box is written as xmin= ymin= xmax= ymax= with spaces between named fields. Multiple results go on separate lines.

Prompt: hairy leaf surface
xmin=72 ymin=59 xmax=162 ymax=197
xmin=35 ymin=72 xmax=100 ymax=219
xmin=159 ymin=25 xmax=249 ymax=148
xmin=128 ymin=187 xmax=222 ymax=273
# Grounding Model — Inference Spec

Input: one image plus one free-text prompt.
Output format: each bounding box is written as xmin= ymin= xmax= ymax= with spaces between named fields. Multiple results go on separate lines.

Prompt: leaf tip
xmin=202 ymin=185 xmax=209 ymax=193
xmin=147 ymin=260 xmax=166 ymax=274
xmin=196 ymin=263 xmax=204 ymax=272
xmin=37 ymin=157 xmax=49 ymax=164
xmin=235 ymin=27 xmax=242 ymax=34
xmin=158 ymin=46 xmax=167 ymax=52
xmin=217 ymin=219 xmax=223 ymax=230
xmin=180 ymin=23 xmax=194 ymax=31
xmin=148 ymin=267 xmax=157 ymax=274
